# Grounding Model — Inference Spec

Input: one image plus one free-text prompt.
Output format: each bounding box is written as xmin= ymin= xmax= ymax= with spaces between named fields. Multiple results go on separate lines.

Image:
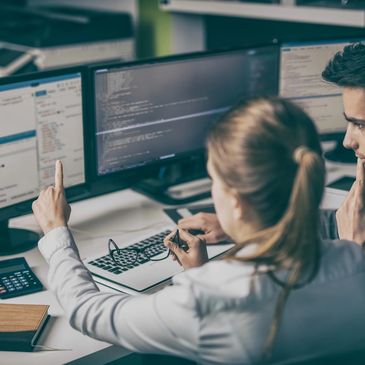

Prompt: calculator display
xmin=0 ymin=264 xmax=25 ymax=274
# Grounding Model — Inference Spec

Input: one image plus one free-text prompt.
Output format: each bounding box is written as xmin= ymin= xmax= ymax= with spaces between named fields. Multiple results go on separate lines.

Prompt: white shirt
xmin=39 ymin=227 xmax=365 ymax=365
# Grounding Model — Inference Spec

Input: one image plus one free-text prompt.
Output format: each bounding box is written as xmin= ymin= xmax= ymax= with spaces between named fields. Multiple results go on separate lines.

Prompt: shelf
xmin=160 ymin=0 xmax=365 ymax=27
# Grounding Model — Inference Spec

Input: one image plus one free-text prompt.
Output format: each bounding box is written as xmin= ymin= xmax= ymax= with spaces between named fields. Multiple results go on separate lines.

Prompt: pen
xmin=171 ymin=229 xmax=189 ymax=251
xmin=175 ymin=229 xmax=180 ymax=245
xmin=172 ymin=229 xmax=180 ymax=245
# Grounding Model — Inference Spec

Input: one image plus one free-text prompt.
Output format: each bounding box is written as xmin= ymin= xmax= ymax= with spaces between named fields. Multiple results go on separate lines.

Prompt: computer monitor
xmin=90 ymin=45 xmax=279 ymax=202
xmin=0 ymin=67 xmax=87 ymax=254
xmin=280 ymin=38 xmax=365 ymax=163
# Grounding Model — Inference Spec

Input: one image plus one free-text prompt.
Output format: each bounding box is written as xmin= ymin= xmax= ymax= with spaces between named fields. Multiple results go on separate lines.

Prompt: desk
xmin=2 ymin=189 xmax=172 ymax=365
xmin=0 ymin=159 xmax=356 ymax=365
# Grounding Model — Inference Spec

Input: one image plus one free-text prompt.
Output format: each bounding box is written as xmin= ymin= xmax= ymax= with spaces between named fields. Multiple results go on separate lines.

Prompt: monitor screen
xmin=280 ymin=39 xmax=364 ymax=139
xmin=92 ymin=46 xmax=279 ymax=176
xmin=0 ymin=71 xmax=86 ymax=211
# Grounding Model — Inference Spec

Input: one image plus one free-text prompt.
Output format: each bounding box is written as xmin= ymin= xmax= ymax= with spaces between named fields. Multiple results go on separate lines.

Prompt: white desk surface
xmin=0 ymin=159 xmax=356 ymax=365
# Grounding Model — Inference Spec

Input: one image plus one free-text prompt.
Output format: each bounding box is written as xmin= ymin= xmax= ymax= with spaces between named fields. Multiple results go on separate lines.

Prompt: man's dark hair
xmin=322 ymin=42 xmax=365 ymax=88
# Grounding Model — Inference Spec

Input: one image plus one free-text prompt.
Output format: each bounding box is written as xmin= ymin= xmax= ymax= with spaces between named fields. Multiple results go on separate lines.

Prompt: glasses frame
xmin=108 ymin=238 xmax=170 ymax=267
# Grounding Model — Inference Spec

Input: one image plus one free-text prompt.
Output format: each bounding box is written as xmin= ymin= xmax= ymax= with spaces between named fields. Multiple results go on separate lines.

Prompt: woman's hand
xmin=178 ymin=213 xmax=230 ymax=244
xmin=32 ymin=160 xmax=71 ymax=235
xmin=164 ymin=229 xmax=208 ymax=269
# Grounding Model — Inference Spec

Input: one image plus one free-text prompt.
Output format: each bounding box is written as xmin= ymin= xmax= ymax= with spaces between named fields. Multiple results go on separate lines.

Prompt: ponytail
xmin=207 ymin=97 xmax=325 ymax=359
xmin=226 ymin=147 xmax=324 ymax=357
xmin=261 ymin=147 xmax=324 ymax=358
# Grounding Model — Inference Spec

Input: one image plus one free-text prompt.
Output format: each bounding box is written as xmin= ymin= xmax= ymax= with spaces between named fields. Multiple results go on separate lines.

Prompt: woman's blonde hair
xmin=207 ymin=97 xmax=325 ymax=357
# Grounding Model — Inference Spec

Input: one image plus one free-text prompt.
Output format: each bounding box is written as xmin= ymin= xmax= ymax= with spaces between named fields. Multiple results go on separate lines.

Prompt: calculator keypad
xmin=0 ymin=267 xmax=43 ymax=299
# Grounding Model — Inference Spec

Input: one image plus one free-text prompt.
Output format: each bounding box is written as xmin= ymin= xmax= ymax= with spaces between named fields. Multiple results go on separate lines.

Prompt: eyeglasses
xmin=108 ymin=237 xmax=170 ymax=267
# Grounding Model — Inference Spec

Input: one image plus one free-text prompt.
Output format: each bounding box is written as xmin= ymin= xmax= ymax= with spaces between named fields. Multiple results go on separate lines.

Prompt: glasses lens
xmin=145 ymin=243 xmax=169 ymax=262
xmin=108 ymin=239 xmax=139 ymax=266
xmin=112 ymin=248 xmax=138 ymax=266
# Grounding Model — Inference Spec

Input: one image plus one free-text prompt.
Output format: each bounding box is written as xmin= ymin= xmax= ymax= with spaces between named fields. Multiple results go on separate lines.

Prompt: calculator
xmin=0 ymin=257 xmax=43 ymax=299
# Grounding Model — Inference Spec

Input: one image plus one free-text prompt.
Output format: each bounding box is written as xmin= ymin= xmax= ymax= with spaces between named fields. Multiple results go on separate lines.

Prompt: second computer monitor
xmin=0 ymin=67 xmax=87 ymax=254
xmin=280 ymin=38 xmax=364 ymax=139
xmin=91 ymin=45 xmax=279 ymax=177
xmin=0 ymin=69 xmax=86 ymax=211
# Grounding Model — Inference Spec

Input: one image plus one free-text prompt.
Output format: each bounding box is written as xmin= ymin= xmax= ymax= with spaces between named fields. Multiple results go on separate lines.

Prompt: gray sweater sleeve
xmin=320 ymin=209 xmax=339 ymax=240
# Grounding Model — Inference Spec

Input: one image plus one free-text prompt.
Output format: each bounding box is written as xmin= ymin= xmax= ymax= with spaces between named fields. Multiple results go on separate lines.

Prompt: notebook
xmin=0 ymin=303 xmax=50 ymax=352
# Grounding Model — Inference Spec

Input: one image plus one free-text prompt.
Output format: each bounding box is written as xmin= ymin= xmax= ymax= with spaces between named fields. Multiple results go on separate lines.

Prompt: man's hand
xmin=336 ymin=158 xmax=365 ymax=246
xmin=164 ymin=229 xmax=208 ymax=269
xmin=32 ymin=160 xmax=71 ymax=235
xmin=178 ymin=212 xmax=230 ymax=244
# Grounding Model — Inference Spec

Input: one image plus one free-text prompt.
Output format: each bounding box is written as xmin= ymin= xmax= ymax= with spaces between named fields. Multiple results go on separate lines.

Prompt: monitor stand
xmin=133 ymin=177 xmax=211 ymax=205
xmin=324 ymin=140 xmax=356 ymax=164
xmin=0 ymin=220 xmax=39 ymax=256
xmin=133 ymin=156 xmax=211 ymax=205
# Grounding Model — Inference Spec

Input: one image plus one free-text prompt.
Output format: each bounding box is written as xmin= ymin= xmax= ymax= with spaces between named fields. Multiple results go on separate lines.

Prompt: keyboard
xmin=87 ymin=229 xmax=171 ymax=275
xmin=84 ymin=225 xmax=234 ymax=293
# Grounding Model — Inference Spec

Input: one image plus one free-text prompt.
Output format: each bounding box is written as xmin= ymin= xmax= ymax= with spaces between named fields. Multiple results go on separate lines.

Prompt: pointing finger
xmin=356 ymin=157 xmax=365 ymax=186
xmin=55 ymin=160 xmax=64 ymax=191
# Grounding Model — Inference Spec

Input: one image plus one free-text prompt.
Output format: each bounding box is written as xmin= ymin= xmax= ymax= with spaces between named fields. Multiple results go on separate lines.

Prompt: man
xmin=179 ymin=42 xmax=365 ymax=246
xmin=322 ymin=42 xmax=365 ymax=245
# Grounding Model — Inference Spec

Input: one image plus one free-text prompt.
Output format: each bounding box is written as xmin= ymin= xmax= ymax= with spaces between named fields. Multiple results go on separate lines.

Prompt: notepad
xmin=0 ymin=303 xmax=50 ymax=352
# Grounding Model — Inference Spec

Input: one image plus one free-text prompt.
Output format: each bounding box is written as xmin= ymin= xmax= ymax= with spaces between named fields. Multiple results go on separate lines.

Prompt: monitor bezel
xmin=87 ymin=43 xmax=280 ymax=184
xmin=0 ymin=65 xmax=90 ymax=222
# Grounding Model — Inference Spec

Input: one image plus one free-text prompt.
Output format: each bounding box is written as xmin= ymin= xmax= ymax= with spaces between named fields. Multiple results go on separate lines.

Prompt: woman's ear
xmin=231 ymin=190 xmax=254 ymax=224
xmin=230 ymin=189 xmax=245 ymax=221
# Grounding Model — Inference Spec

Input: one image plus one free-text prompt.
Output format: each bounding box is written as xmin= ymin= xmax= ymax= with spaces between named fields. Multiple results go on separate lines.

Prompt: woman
xmin=32 ymin=97 xmax=365 ymax=364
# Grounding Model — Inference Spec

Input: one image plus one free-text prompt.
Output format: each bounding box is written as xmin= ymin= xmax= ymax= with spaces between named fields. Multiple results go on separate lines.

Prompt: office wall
xmin=138 ymin=0 xmax=171 ymax=58
xmin=30 ymin=0 xmax=172 ymax=58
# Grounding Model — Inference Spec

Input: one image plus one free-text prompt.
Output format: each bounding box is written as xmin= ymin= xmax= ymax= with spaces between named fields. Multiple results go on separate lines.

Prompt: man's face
xmin=342 ymin=87 xmax=365 ymax=160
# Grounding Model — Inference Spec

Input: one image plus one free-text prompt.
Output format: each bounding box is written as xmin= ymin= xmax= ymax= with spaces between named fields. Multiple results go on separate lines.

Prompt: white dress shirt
xmin=39 ymin=227 xmax=365 ymax=365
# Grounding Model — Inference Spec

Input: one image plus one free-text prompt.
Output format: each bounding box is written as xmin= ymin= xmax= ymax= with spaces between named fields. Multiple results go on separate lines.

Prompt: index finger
xmin=356 ymin=157 xmax=365 ymax=184
xmin=55 ymin=160 xmax=64 ymax=191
